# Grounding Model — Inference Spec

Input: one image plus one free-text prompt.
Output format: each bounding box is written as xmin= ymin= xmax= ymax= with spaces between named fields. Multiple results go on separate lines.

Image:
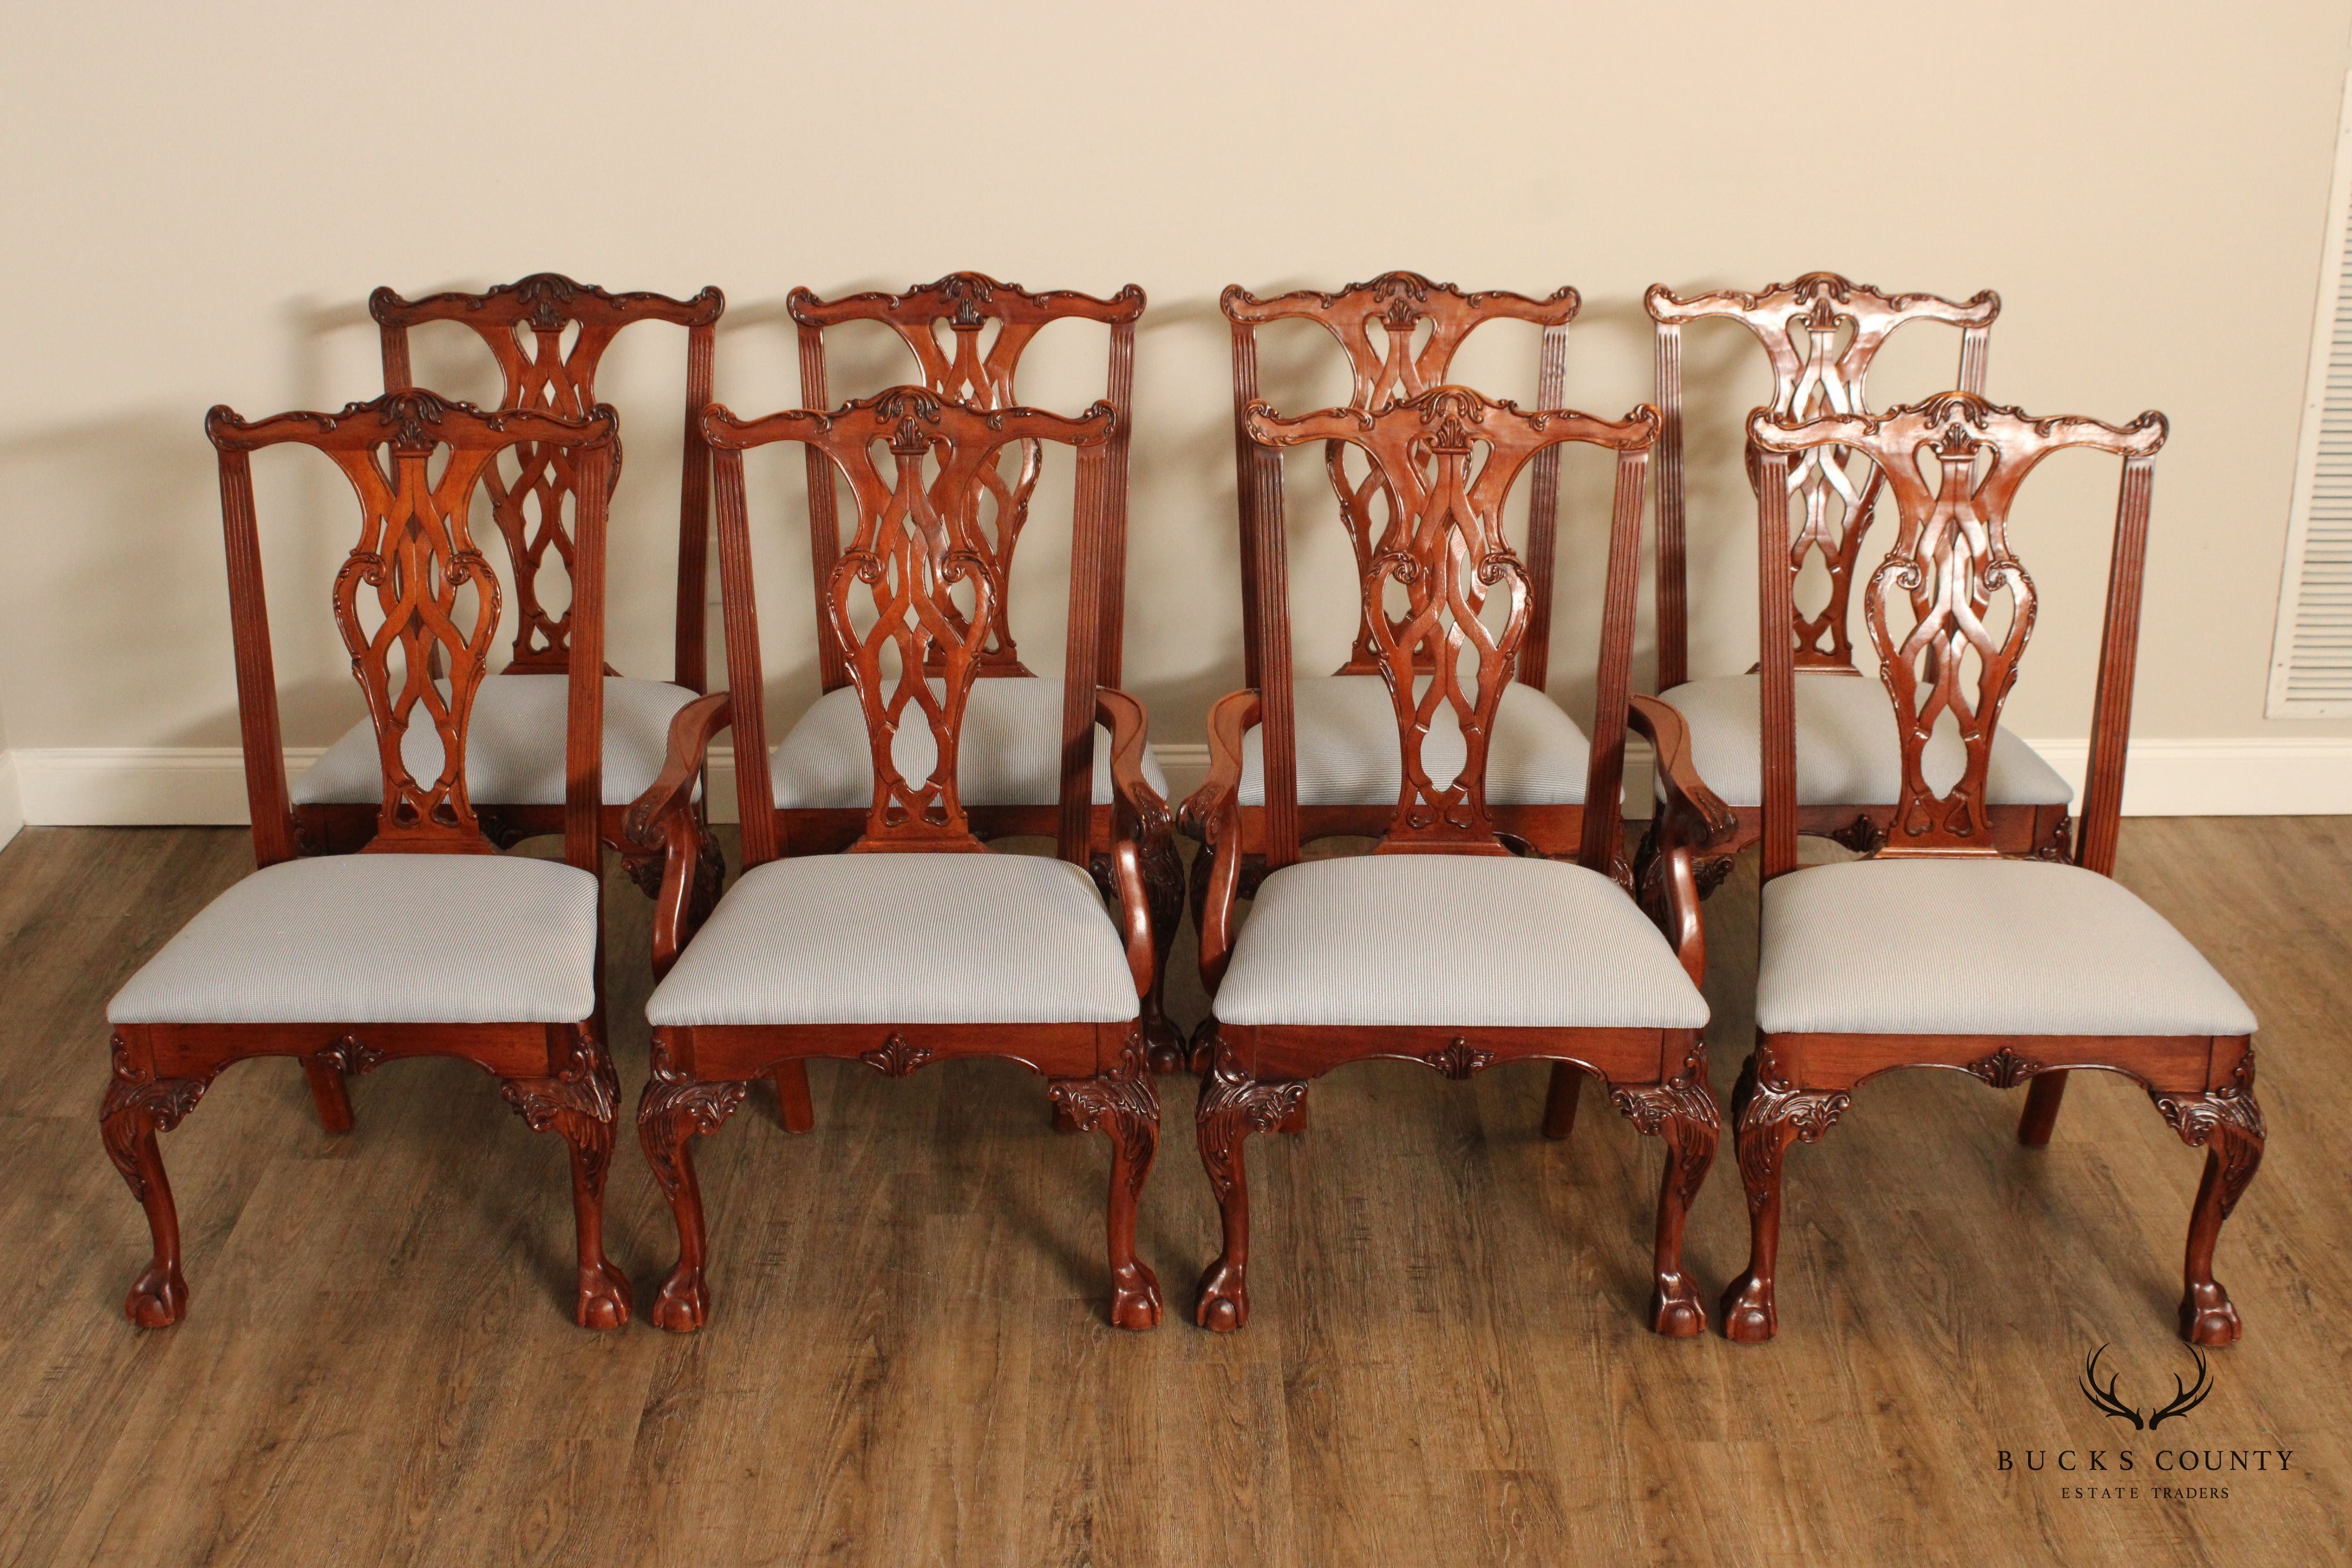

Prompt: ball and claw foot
xmin=2181 ymin=1280 xmax=2241 ymax=1347
xmin=652 ymin=1267 xmax=708 ymax=1333
xmin=1143 ymin=1017 xmax=1190 ymax=1077
xmin=576 ymin=1261 xmax=631 ymax=1330
xmin=1720 ymin=1273 xmax=1776 ymax=1344
xmin=1195 ymin=1258 xmax=1248 ymax=1332
xmin=125 ymin=1260 xmax=187 ymax=1328
xmin=1110 ymin=1262 xmax=1164 ymax=1331
xmin=1650 ymin=1271 xmax=1706 ymax=1338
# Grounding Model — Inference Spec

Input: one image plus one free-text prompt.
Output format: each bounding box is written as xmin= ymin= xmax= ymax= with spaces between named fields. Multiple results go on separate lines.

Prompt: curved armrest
xmin=625 ymin=691 xmax=731 ymax=981
xmin=1094 ymin=687 xmax=1165 ymax=997
xmin=1626 ymin=694 xmax=1731 ymax=988
xmin=1183 ymin=689 xmax=1262 ymax=994
xmin=624 ymin=691 xmax=732 ymax=852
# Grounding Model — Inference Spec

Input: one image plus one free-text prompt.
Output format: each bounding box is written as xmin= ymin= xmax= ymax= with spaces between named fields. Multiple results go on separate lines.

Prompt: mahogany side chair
xmin=773 ymin=275 xmax=1183 ymax=1067
xmin=1644 ymin=274 xmax=2071 ymax=897
xmin=293 ymin=273 xmax=727 ymax=904
xmin=1185 ymin=386 xmax=1732 ymax=1336
xmin=625 ymin=388 xmax=1168 ymax=1332
xmin=1185 ymin=276 xmax=1589 ymax=993
xmin=103 ymin=391 xmax=630 ymax=1329
xmin=1722 ymin=393 xmax=2260 ymax=1347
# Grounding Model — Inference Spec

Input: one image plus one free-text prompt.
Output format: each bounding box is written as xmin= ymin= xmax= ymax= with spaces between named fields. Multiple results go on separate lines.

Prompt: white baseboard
xmin=5 ymin=736 xmax=2349 ymax=828
xmin=0 ymin=750 xmax=22 ymax=851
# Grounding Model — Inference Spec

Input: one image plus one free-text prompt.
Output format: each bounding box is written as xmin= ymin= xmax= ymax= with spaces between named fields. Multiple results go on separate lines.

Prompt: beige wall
xmin=2 ymin=0 xmax=2348 ymax=808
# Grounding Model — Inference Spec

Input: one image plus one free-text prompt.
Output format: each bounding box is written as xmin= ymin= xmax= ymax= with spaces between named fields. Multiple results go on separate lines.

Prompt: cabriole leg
xmin=1610 ymin=1047 xmax=1718 ymax=1337
xmin=1050 ymin=1036 xmax=1163 ymax=1329
xmin=1720 ymin=1050 xmax=1850 ymax=1345
xmin=1193 ymin=1037 xmax=1304 ymax=1332
xmin=2153 ymin=1057 xmax=2265 ymax=1347
xmin=639 ymin=1034 xmax=748 ymax=1333
xmin=99 ymin=1035 xmax=213 ymax=1328
xmin=501 ymin=1027 xmax=629 ymax=1329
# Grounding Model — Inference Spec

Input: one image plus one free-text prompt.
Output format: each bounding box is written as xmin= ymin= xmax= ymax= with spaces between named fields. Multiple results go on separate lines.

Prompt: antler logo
xmin=2078 ymin=1343 xmax=2214 ymax=1431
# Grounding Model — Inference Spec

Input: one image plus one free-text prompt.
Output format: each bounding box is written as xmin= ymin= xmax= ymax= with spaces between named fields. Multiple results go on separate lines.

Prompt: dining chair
xmin=1723 ymin=391 xmax=2260 ymax=1347
xmin=625 ymin=388 xmax=1167 ymax=1332
xmin=292 ymin=273 xmax=727 ymax=906
xmin=104 ymin=391 xmax=629 ymax=1329
xmin=1184 ymin=386 xmax=1729 ymax=1335
xmin=1644 ymin=274 xmax=2070 ymax=899
xmin=773 ymin=274 xmax=1182 ymax=1068
xmin=1188 ymin=277 xmax=1589 ymax=1008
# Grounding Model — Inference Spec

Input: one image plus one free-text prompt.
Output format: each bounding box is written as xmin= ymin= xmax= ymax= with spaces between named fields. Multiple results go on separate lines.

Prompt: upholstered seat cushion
xmin=292 ymin=673 xmax=697 ymax=808
xmin=1239 ymin=674 xmax=1591 ymax=808
xmin=1213 ymin=854 xmax=1707 ymax=1030
xmin=1756 ymin=857 xmax=2255 ymax=1037
xmin=107 ymin=855 xmax=600 ymax=1025
xmin=768 ymin=678 xmax=1170 ymax=809
xmin=645 ymin=852 xmax=1139 ymax=1027
xmin=1659 ymin=673 xmax=2072 ymax=809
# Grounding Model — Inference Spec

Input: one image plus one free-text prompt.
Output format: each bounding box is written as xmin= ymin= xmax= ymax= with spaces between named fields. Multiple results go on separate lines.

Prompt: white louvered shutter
xmin=2272 ymin=70 xmax=2352 ymax=716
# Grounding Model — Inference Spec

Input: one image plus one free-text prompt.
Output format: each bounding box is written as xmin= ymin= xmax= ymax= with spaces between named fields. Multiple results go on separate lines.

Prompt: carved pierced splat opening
xmin=207 ymin=390 xmax=618 ymax=855
xmin=1225 ymin=275 xmax=1581 ymax=675
xmin=1752 ymin=391 xmax=2167 ymax=855
xmin=705 ymin=388 xmax=1115 ymax=851
xmin=789 ymin=275 xmax=1144 ymax=677
xmin=371 ymin=274 xmax=723 ymax=674
xmin=1650 ymin=274 xmax=1998 ymax=675
xmin=1245 ymin=387 xmax=1655 ymax=854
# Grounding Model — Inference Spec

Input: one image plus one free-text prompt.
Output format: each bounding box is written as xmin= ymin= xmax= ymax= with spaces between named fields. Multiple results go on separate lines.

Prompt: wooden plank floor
xmin=2 ymin=819 xmax=2348 ymax=1566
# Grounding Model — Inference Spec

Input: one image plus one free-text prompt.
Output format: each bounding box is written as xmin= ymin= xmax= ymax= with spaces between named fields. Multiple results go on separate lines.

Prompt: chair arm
xmin=625 ymin=691 xmax=731 ymax=981
xmin=1627 ymin=694 xmax=1732 ymax=989
xmin=1094 ymin=687 xmax=1164 ymax=997
xmin=1184 ymin=689 xmax=1262 ymax=994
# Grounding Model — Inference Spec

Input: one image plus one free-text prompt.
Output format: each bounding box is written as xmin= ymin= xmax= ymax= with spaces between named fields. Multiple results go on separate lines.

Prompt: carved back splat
xmin=1647 ymin=273 xmax=1998 ymax=687
xmin=1224 ymin=274 xmax=1582 ymax=681
xmin=1244 ymin=387 xmax=1657 ymax=865
xmin=704 ymin=389 xmax=1115 ymax=861
xmin=373 ymin=273 xmax=724 ymax=687
xmin=206 ymin=391 xmax=618 ymax=864
xmin=1750 ymin=392 xmax=2167 ymax=876
xmin=788 ymin=274 xmax=1144 ymax=685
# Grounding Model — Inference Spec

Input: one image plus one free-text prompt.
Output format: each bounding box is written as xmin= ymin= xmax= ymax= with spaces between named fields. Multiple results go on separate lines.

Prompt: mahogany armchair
xmin=293 ymin=273 xmax=727 ymax=903
xmin=1645 ymin=275 xmax=2071 ymax=895
xmin=1722 ymin=393 xmax=2260 ymax=1347
xmin=626 ymin=388 xmax=1168 ymax=1333
xmin=1185 ymin=276 xmax=1591 ymax=974
xmin=1186 ymin=386 xmax=1730 ymax=1336
xmin=104 ymin=392 xmax=629 ymax=1329
xmin=771 ymin=275 xmax=1183 ymax=1066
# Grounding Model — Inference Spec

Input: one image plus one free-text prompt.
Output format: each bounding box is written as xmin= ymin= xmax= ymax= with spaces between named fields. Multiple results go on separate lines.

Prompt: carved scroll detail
xmin=858 ymin=1034 xmax=935 ymax=1079
xmin=499 ymin=1030 xmax=620 ymax=1190
xmin=638 ymin=1067 xmax=748 ymax=1198
xmin=1734 ymin=1074 xmax=1851 ymax=1209
xmin=1195 ymin=1049 xmax=1306 ymax=1203
xmin=313 ymin=1035 xmax=387 ymax=1077
xmin=1964 ymin=1045 xmax=2044 ymax=1089
xmin=1421 ymin=1037 xmax=1495 ymax=1080
xmin=100 ymin=1037 xmax=218 ymax=1203
xmin=2151 ymin=1051 xmax=2266 ymax=1219
xmin=1048 ymin=1035 xmax=1160 ymax=1184
xmin=1611 ymin=1043 xmax=1722 ymax=1207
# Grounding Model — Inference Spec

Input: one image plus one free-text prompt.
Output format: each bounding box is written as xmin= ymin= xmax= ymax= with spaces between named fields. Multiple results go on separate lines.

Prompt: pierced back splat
xmin=1224 ymin=273 xmax=1582 ymax=679
xmin=1647 ymin=273 xmax=1998 ymax=685
xmin=372 ymin=273 xmax=724 ymax=683
xmin=702 ymin=389 xmax=1115 ymax=858
xmin=1749 ymin=391 xmax=2167 ymax=874
xmin=789 ymin=273 xmax=1145 ymax=684
xmin=1244 ymin=387 xmax=1658 ymax=863
xmin=205 ymin=391 xmax=618 ymax=861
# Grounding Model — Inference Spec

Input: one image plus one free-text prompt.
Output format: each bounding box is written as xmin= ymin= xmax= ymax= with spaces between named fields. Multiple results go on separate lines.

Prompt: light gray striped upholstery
xmin=1757 ymin=857 xmax=2255 ymax=1037
xmin=1213 ymin=854 xmax=1706 ymax=1030
xmin=1239 ymin=675 xmax=1590 ymax=808
xmin=108 ymin=855 xmax=600 ymax=1024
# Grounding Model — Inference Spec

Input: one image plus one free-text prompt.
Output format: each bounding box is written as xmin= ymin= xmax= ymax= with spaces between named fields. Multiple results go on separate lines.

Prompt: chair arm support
xmin=1183 ymin=689 xmax=1262 ymax=994
xmin=625 ymin=691 xmax=731 ymax=981
xmin=1627 ymin=694 xmax=1732 ymax=989
xmin=1095 ymin=687 xmax=1164 ymax=998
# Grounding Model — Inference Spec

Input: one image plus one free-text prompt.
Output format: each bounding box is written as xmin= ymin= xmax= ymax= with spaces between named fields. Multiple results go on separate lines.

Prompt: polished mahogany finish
xmin=105 ymin=391 xmax=627 ymax=1329
xmin=1184 ymin=386 xmax=1729 ymax=1335
xmin=781 ymin=275 xmax=1181 ymax=1067
xmin=1642 ymin=276 xmax=2063 ymax=887
xmin=626 ymin=388 xmax=1168 ymax=1332
xmin=1720 ymin=393 xmax=2259 ymax=1347
xmin=292 ymin=274 xmax=726 ymax=896
xmin=1195 ymin=275 xmax=1587 ymax=925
